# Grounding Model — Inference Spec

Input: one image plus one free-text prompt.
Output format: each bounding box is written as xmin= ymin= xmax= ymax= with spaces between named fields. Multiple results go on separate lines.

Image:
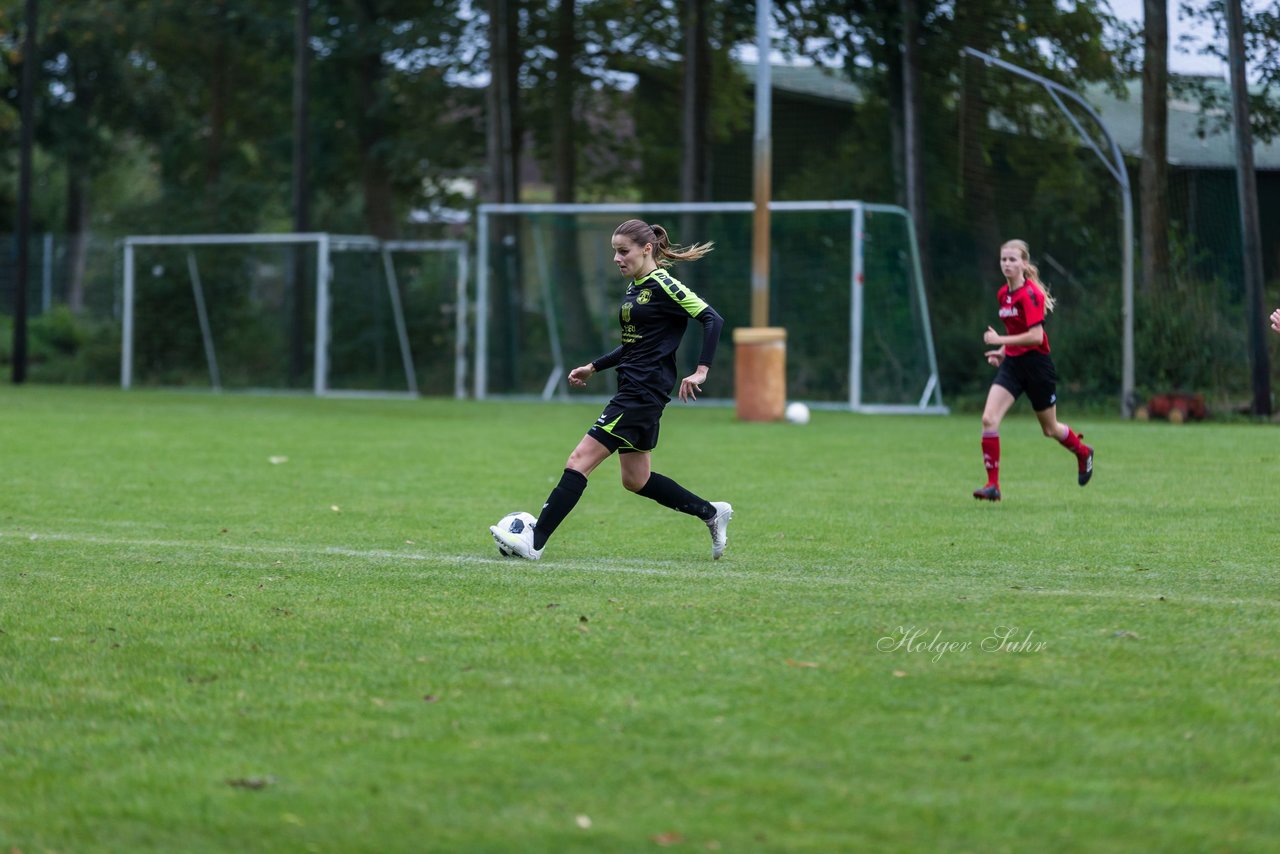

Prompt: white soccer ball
xmin=785 ymin=401 xmax=811 ymax=425
xmin=493 ymin=511 xmax=536 ymax=557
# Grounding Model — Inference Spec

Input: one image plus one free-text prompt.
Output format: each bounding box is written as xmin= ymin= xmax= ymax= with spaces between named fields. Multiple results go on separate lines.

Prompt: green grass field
xmin=3 ymin=385 xmax=1279 ymax=852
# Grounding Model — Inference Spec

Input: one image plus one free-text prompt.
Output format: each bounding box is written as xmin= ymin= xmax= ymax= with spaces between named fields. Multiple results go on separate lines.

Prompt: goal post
xmin=119 ymin=233 xmax=469 ymax=397
xmin=474 ymin=201 xmax=946 ymax=413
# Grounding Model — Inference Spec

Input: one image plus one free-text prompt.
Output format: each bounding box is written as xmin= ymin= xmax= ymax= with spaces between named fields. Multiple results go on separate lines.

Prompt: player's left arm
xmin=655 ymin=273 xmax=723 ymax=401
xmin=679 ymin=305 xmax=724 ymax=402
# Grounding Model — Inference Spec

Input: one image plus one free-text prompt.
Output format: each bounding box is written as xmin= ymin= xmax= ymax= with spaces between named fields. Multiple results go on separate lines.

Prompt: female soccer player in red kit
xmin=973 ymin=239 xmax=1093 ymax=501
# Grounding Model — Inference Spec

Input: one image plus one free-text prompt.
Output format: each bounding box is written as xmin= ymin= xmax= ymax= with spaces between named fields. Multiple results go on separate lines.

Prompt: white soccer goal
xmin=475 ymin=201 xmax=946 ymax=413
xmin=119 ymin=233 xmax=469 ymax=397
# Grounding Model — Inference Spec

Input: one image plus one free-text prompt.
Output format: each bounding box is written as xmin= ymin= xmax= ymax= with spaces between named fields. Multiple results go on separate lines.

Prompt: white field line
xmin=2 ymin=530 xmax=747 ymax=580
xmin=1020 ymin=587 xmax=1280 ymax=609
xmin=4 ymin=530 xmax=1280 ymax=610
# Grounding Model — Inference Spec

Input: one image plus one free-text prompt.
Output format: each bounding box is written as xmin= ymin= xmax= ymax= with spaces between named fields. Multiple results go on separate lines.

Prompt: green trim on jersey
xmin=636 ymin=269 xmax=708 ymax=318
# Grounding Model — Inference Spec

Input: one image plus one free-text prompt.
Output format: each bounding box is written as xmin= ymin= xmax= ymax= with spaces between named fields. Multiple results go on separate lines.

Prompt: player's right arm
xmin=570 ymin=345 xmax=624 ymax=387
xmin=568 ymin=364 xmax=595 ymax=387
xmin=590 ymin=345 xmax=623 ymax=372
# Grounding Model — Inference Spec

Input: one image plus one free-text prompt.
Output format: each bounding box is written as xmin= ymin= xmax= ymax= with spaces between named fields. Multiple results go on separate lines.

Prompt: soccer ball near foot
xmin=493 ymin=511 xmax=536 ymax=557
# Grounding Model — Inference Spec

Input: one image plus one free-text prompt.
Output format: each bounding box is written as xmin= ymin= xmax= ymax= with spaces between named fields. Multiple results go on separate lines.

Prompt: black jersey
xmin=591 ymin=267 xmax=724 ymax=405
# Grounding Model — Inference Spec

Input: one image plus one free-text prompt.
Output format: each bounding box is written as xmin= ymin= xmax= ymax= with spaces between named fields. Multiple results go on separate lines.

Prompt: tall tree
xmin=549 ymin=0 xmax=597 ymax=359
xmin=1175 ymin=0 xmax=1280 ymax=143
xmin=1224 ymin=0 xmax=1269 ymax=415
xmin=953 ymin=0 xmax=1002 ymax=285
xmin=486 ymin=0 xmax=522 ymax=391
xmin=680 ymin=0 xmax=711 ymax=203
xmin=1141 ymin=0 xmax=1171 ymax=294
xmin=13 ymin=0 xmax=35 ymax=383
xmin=678 ymin=0 xmax=713 ymax=371
xmin=901 ymin=0 xmax=931 ymax=285
xmin=485 ymin=0 xmax=520 ymax=208
xmin=18 ymin=0 xmax=144 ymax=311
xmin=290 ymin=0 xmax=311 ymax=384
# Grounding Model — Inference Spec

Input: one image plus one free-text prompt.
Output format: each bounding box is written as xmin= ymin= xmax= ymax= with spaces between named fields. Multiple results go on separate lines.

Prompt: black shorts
xmin=587 ymin=395 xmax=665 ymax=454
xmin=993 ymin=351 xmax=1059 ymax=411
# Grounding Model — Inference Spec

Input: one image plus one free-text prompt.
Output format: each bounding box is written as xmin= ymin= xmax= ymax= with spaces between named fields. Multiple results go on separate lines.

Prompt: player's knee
xmin=621 ymin=472 xmax=647 ymax=492
xmin=981 ymin=412 xmax=1000 ymax=432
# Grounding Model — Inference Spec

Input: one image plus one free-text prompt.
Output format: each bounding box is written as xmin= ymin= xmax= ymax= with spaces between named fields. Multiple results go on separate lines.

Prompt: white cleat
xmin=705 ymin=501 xmax=733 ymax=560
xmin=489 ymin=522 xmax=543 ymax=560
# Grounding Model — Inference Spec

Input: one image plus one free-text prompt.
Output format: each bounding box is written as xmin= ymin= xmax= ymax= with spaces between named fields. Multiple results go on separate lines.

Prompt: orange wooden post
xmin=732 ymin=327 xmax=786 ymax=421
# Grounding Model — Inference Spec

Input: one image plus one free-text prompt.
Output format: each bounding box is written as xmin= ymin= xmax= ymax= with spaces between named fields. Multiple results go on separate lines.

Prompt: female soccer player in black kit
xmin=973 ymin=239 xmax=1094 ymax=501
xmin=490 ymin=219 xmax=733 ymax=560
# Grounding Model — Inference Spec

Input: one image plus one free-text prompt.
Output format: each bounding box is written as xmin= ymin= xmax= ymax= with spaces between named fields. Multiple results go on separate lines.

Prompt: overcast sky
xmin=1107 ymin=0 xmax=1229 ymax=77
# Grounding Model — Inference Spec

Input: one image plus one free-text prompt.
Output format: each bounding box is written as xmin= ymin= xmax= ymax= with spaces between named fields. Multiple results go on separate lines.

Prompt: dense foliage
xmin=2 ymin=0 xmax=1279 ymax=403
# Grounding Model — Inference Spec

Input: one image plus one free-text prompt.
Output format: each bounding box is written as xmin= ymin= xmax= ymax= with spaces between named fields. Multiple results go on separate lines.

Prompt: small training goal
xmin=119 ymin=233 xmax=469 ymax=396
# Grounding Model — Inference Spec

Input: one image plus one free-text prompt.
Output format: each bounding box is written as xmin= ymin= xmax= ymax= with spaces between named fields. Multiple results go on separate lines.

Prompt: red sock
xmin=981 ymin=432 xmax=1000 ymax=486
xmin=1058 ymin=425 xmax=1084 ymax=454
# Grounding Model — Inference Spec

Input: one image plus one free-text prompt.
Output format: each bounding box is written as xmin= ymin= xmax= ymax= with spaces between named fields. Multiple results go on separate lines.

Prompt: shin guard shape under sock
xmin=981 ymin=432 xmax=1000 ymax=487
xmin=533 ymin=468 xmax=588 ymax=550
xmin=636 ymin=472 xmax=715 ymax=520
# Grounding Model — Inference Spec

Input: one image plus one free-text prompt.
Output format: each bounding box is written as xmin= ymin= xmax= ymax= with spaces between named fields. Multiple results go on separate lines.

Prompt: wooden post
xmin=733 ymin=327 xmax=786 ymax=421
xmin=736 ymin=0 xmax=787 ymax=422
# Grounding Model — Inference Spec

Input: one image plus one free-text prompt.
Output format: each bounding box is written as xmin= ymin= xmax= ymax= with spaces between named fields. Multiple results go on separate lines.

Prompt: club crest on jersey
xmin=636 ymin=289 xmax=652 ymax=304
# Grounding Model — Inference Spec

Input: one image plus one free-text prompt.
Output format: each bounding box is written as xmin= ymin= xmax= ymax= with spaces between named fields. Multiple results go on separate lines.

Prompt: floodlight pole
xmin=751 ymin=0 xmax=771 ymax=327
xmin=963 ymin=47 xmax=1136 ymax=418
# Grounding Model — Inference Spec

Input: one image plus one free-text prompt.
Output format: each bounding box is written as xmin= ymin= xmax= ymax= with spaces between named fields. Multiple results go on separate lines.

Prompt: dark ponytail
xmin=614 ymin=219 xmax=714 ymax=267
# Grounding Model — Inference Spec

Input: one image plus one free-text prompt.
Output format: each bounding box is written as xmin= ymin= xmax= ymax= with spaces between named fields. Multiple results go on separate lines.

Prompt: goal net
xmin=119 ymin=234 xmax=469 ymax=396
xmin=475 ymin=201 xmax=945 ymax=413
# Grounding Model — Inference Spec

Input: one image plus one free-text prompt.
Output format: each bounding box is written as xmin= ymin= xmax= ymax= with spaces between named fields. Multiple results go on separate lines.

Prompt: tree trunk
xmin=551 ymin=0 xmax=595 ymax=361
xmin=680 ymin=0 xmax=710 ymax=204
xmin=290 ymin=0 xmax=311 ymax=385
xmin=956 ymin=1 xmax=1002 ymax=288
xmin=1225 ymin=0 xmax=1270 ymax=414
xmin=885 ymin=37 xmax=907 ymax=209
xmin=677 ymin=0 xmax=712 ymax=373
xmin=207 ymin=0 xmax=229 ymax=194
xmin=355 ymin=1 xmax=395 ymax=239
xmin=901 ymin=0 xmax=933 ymax=288
xmin=487 ymin=0 xmax=523 ymax=391
xmin=486 ymin=0 xmax=520 ymax=206
xmin=1140 ymin=0 xmax=1171 ymax=294
xmin=552 ymin=0 xmax=576 ymax=206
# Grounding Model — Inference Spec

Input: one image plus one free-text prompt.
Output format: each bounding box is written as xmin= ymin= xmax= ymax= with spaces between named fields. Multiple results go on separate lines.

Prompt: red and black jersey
xmin=996 ymin=279 xmax=1050 ymax=356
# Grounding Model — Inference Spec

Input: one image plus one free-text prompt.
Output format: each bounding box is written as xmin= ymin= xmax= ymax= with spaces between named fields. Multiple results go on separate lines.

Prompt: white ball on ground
xmin=492 ymin=510 xmax=536 ymax=557
xmin=785 ymin=402 xmax=811 ymax=425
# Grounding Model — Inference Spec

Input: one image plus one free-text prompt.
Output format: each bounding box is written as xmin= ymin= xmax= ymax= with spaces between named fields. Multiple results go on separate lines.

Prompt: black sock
xmin=636 ymin=472 xmax=714 ymax=520
xmin=533 ymin=468 xmax=588 ymax=549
